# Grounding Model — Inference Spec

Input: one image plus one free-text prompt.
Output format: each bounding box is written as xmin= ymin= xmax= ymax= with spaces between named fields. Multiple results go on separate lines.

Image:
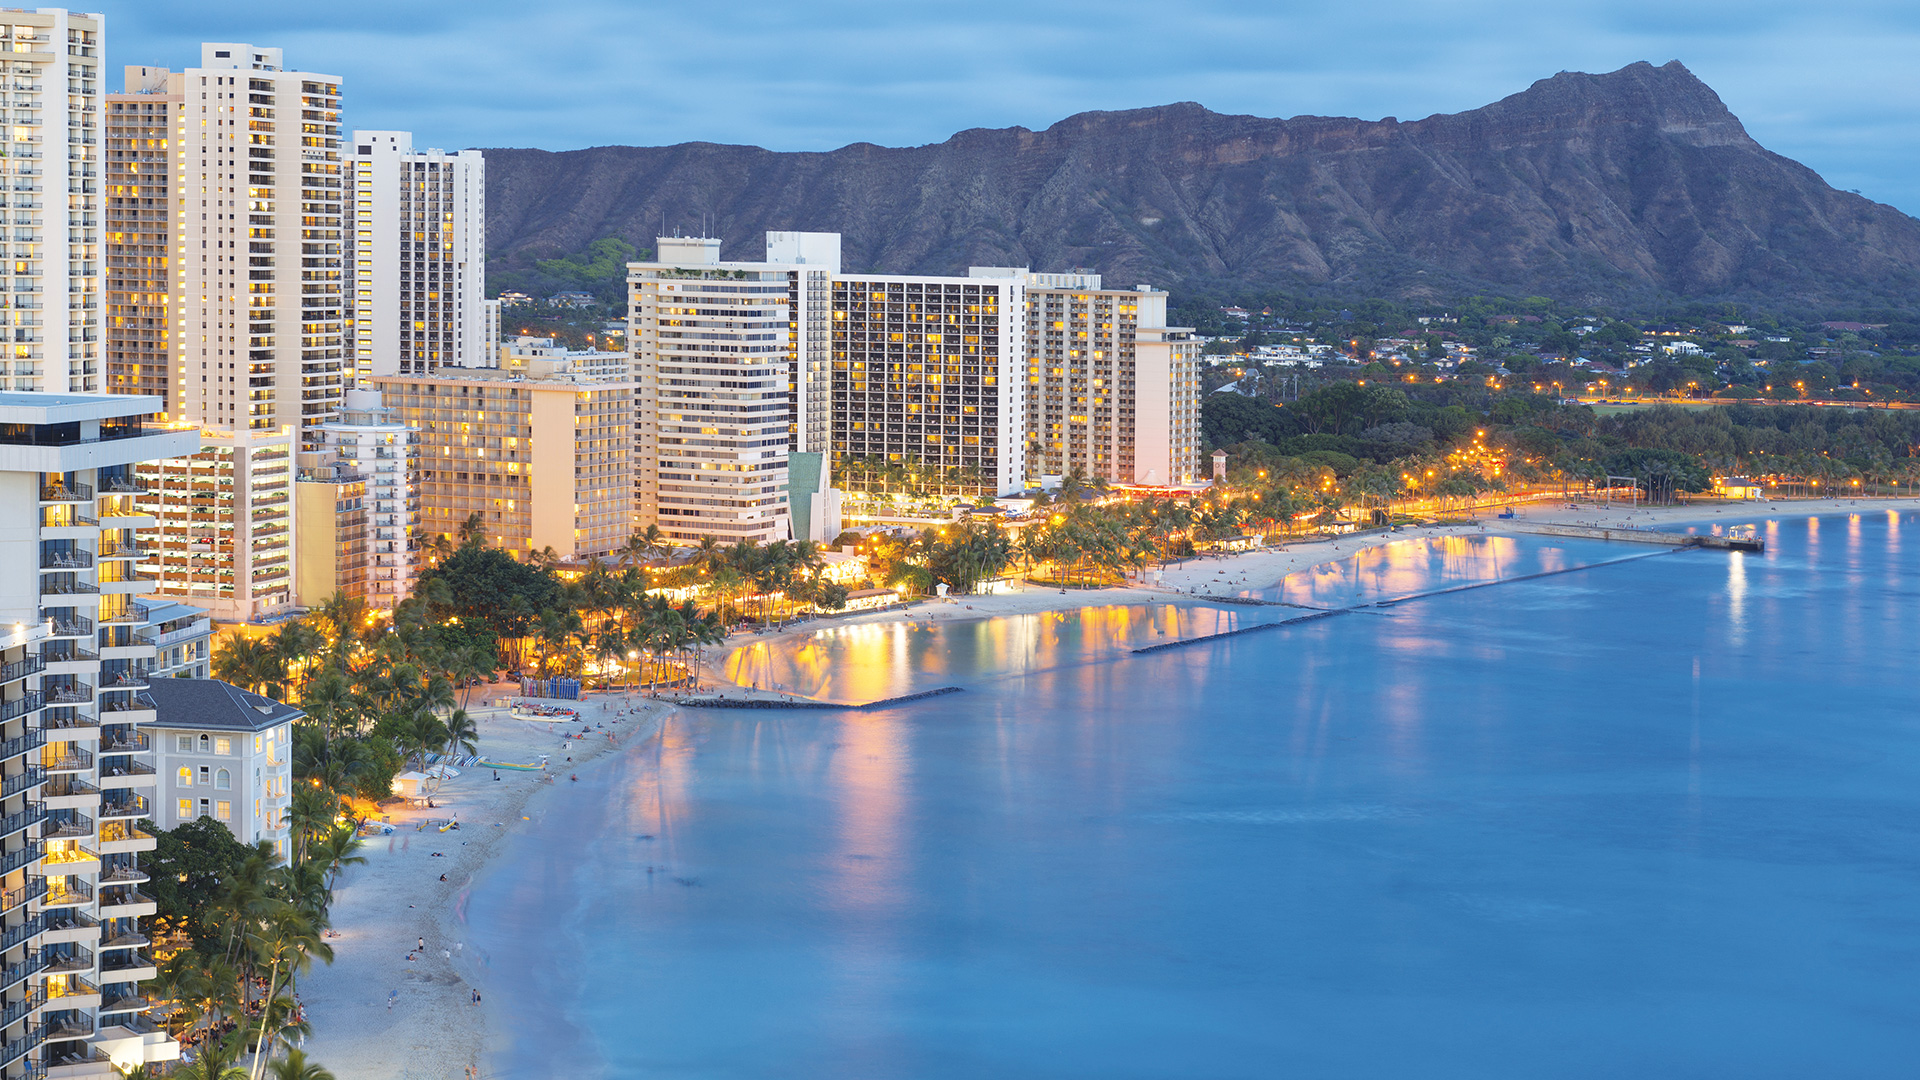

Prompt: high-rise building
xmin=294 ymin=389 xmax=416 ymax=609
xmin=137 ymin=428 xmax=294 ymax=623
xmin=0 ymin=11 xmax=105 ymax=395
xmin=372 ymin=362 xmax=633 ymax=562
xmin=983 ymin=270 xmax=1202 ymax=487
xmin=828 ymin=272 xmax=1028 ymax=498
xmin=627 ymin=238 xmax=794 ymax=543
xmin=174 ymin=44 xmax=344 ymax=445
xmin=105 ymin=66 xmax=180 ymax=413
xmin=346 ymin=131 xmax=485 ymax=378
xmin=0 ymin=391 xmax=199 ymax=1076
xmin=763 ymin=231 xmax=838 ymax=454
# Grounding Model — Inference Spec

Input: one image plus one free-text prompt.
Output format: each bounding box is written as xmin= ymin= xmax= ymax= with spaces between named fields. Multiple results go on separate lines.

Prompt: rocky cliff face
xmin=482 ymin=62 xmax=1920 ymax=305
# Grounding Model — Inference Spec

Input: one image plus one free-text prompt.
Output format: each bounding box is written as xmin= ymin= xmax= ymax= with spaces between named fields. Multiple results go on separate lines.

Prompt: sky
xmin=115 ymin=0 xmax=1920 ymax=215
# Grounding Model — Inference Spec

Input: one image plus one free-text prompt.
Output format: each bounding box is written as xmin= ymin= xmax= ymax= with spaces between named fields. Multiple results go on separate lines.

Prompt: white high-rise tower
xmin=0 ymin=10 xmax=104 ymax=394
xmin=174 ymin=44 xmax=344 ymax=444
xmin=346 ymin=131 xmax=486 ymax=378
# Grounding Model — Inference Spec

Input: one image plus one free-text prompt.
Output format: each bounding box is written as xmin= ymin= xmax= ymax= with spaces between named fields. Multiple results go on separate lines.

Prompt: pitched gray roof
xmin=139 ymin=679 xmax=305 ymax=733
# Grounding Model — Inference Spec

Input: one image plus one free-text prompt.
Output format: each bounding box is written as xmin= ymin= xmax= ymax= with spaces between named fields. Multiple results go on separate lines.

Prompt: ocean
xmin=465 ymin=512 xmax=1920 ymax=1078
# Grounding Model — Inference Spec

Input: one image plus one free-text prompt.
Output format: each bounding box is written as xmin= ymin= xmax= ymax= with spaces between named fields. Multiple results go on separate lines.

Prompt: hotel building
xmin=828 ymin=272 xmax=1028 ymax=497
xmin=135 ymin=428 xmax=292 ymax=623
xmin=294 ymin=388 xmax=416 ymax=609
xmin=144 ymin=679 xmax=296 ymax=854
xmin=371 ymin=361 xmax=632 ymax=562
xmin=105 ymin=66 xmax=179 ymax=413
xmin=0 ymin=391 xmax=200 ymax=1077
xmin=627 ymin=238 xmax=793 ymax=543
xmin=983 ymin=270 xmax=1202 ymax=486
xmin=0 ymin=10 xmax=104 ymax=395
xmin=346 ymin=131 xmax=486 ymax=378
xmin=174 ymin=44 xmax=345 ymax=445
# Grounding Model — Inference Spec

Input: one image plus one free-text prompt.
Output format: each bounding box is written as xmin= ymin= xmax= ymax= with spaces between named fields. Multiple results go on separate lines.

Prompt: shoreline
xmin=297 ymin=689 xmax=677 ymax=1079
xmin=706 ymin=495 xmax=1920 ymax=699
xmin=295 ymin=494 xmax=1920 ymax=1074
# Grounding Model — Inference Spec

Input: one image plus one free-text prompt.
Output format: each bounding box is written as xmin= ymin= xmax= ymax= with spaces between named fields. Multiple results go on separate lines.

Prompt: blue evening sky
xmin=115 ymin=0 xmax=1920 ymax=215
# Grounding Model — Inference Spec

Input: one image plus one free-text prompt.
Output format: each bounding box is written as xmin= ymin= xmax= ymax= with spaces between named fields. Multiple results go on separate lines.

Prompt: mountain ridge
xmin=481 ymin=62 xmax=1920 ymax=308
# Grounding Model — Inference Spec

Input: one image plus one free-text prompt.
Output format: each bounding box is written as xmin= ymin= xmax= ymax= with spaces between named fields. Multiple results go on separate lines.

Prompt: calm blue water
xmin=467 ymin=511 xmax=1920 ymax=1079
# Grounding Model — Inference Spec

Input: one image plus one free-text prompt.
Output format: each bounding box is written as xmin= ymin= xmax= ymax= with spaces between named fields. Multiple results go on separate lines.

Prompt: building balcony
xmin=96 ymin=888 xmax=151 ymax=919
xmin=37 ymin=551 xmax=89 ymax=571
xmin=40 ymin=881 xmax=91 ymax=909
xmin=0 ymin=767 xmax=43 ymax=802
xmin=0 ymin=953 xmax=45 ymax=998
xmin=95 ymin=732 xmax=147 ymax=755
xmin=95 ymin=821 xmax=151 ymax=854
xmin=96 ymin=694 xmax=154 ymax=718
xmin=95 ymin=761 xmax=152 ymax=791
xmin=0 ymin=987 xmax=44 ymax=1034
xmin=0 ymin=729 xmax=43 ymax=767
xmin=39 ymin=946 xmax=90 ymax=976
xmin=37 ymin=483 xmax=90 ymax=504
xmin=40 ymin=750 xmax=89 ymax=776
xmin=40 ymin=617 xmax=88 ymax=639
xmin=39 ymin=684 xmax=88 ymax=707
xmin=0 ymin=656 xmax=41 ymax=685
xmin=98 ymin=861 xmax=145 ymax=886
xmin=38 ymin=910 xmax=96 ymax=947
xmin=0 ymin=692 xmax=42 ymax=724
xmin=95 ymin=798 xmax=145 ymax=822
xmin=37 ymin=647 xmax=93 ymax=669
xmin=0 ymin=875 xmax=44 ymax=917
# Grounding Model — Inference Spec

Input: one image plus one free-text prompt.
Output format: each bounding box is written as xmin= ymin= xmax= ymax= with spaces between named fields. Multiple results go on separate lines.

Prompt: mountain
xmin=480 ymin=62 xmax=1920 ymax=308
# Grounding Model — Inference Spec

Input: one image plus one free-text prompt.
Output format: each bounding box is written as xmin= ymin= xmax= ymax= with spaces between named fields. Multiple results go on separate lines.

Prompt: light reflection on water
xmin=466 ymin=512 xmax=1920 ymax=1080
xmin=722 ymin=603 xmax=1276 ymax=701
xmin=1248 ymin=533 xmax=1621 ymax=608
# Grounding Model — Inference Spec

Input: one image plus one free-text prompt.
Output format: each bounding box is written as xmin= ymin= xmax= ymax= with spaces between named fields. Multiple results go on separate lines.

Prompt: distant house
xmin=497 ymin=289 xmax=533 ymax=306
xmin=549 ymin=291 xmax=597 ymax=308
xmin=1820 ymin=321 xmax=1885 ymax=333
xmin=1715 ymin=477 xmax=1764 ymax=500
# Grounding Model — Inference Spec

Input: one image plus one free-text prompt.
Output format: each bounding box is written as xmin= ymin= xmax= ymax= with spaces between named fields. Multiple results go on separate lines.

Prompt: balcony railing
xmin=40 ymin=684 xmax=89 ymax=706
xmin=98 ymin=887 xmax=147 ymax=909
xmin=0 ymin=840 xmax=41 ymax=877
xmin=0 ymin=729 xmax=43 ymax=765
xmin=40 ymin=616 xmax=88 ymax=638
xmin=97 ymin=476 xmax=147 ymax=495
xmin=39 ymin=813 xmax=90 ymax=840
xmin=36 ymin=551 xmax=88 ymax=570
xmin=96 ymin=798 xmax=145 ymax=821
xmin=38 ymin=483 xmax=90 ymax=502
xmin=0 ymin=1020 xmax=42 ymax=1071
xmin=97 ymin=694 xmax=154 ymax=715
xmin=96 ymin=733 xmax=147 ymax=754
xmin=0 ymin=656 xmax=42 ymax=684
xmin=98 ymin=860 xmax=144 ymax=884
xmin=0 ymin=876 xmax=45 ymax=916
xmin=0 ymin=692 xmax=42 ymax=723
xmin=0 ymin=988 xmax=44 ymax=1032
xmin=97 ymin=949 xmax=150 ymax=974
xmin=0 ymin=914 xmax=44 ymax=955
xmin=36 ymin=581 xmax=95 ymax=597
xmin=40 ymin=881 xmax=91 ymax=908
xmin=0 ymin=952 xmax=43 ymax=998
xmin=40 ymin=945 xmax=90 ymax=974
xmin=97 ymin=669 xmax=148 ymax=689
xmin=96 ymin=821 xmax=148 ymax=846
xmin=40 ymin=750 xmax=88 ymax=774
xmin=0 ymin=767 xmax=42 ymax=801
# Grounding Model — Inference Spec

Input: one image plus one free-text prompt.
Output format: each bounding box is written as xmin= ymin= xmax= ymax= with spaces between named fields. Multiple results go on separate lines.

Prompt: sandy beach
xmin=297 ymin=688 xmax=675 ymax=1079
xmin=291 ymin=493 xmax=1920 ymax=1077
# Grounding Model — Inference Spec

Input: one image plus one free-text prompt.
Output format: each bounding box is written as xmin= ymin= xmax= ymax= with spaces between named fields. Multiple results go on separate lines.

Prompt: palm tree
xmin=266 ymin=1050 xmax=337 ymax=1080
xmin=284 ymin=783 xmax=342 ymax=868
xmin=443 ymin=709 xmax=479 ymax=759
xmin=456 ymin=511 xmax=486 ymax=547
xmin=245 ymin=903 xmax=334 ymax=1080
xmin=306 ymin=825 xmax=367 ymax=892
xmin=177 ymin=1035 xmax=248 ymax=1080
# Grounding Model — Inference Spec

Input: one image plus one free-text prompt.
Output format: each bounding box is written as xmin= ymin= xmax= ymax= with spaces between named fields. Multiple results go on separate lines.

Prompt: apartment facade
xmin=0 ymin=11 xmax=104 ymax=395
xmin=346 ymin=131 xmax=485 ymax=378
xmin=627 ymin=238 xmax=793 ymax=543
xmin=135 ymin=427 xmax=294 ymax=623
xmin=371 ymin=363 xmax=633 ymax=562
xmin=995 ymin=270 xmax=1202 ymax=486
xmin=0 ymin=392 xmax=198 ymax=1077
xmin=828 ymin=272 xmax=1028 ymax=497
xmin=294 ymin=388 xmax=415 ymax=608
xmin=104 ymin=66 xmax=179 ymax=414
xmin=174 ymin=44 xmax=345 ymax=444
xmin=143 ymin=679 xmax=297 ymax=855
xmin=763 ymin=231 xmax=838 ymax=454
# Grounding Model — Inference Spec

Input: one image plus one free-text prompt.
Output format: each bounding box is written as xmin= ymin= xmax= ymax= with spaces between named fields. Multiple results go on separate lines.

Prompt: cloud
xmin=113 ymin=0 xmax=1920 ymax=214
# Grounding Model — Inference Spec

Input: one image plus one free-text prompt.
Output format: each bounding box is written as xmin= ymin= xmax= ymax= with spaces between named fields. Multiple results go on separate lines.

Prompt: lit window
xmin=216 ymin=801 xmax=231 ymax=821
xmin=177 ymin=767 xmax=191 ymax=787
xmin=177 ymin=799 xmax=191 ymax=820
xmin=215 ymin=737 xmax=231 ymax=755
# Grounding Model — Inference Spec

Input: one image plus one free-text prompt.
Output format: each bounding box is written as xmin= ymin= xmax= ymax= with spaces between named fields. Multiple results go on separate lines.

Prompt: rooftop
xmin=0 ymin=393 xmax=164 ymax=425
xmin=140 ymin=679 xmax=304 ymax=733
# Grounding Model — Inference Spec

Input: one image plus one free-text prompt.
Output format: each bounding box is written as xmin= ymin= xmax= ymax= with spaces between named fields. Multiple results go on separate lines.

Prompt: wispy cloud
xmin=114 ymin=0 xmax=1920 ymax=213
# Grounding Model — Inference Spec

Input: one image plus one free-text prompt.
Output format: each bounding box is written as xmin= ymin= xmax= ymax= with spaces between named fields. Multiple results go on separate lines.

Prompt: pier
xmin=1486 ymin=520 xmax=1763 ymax=551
